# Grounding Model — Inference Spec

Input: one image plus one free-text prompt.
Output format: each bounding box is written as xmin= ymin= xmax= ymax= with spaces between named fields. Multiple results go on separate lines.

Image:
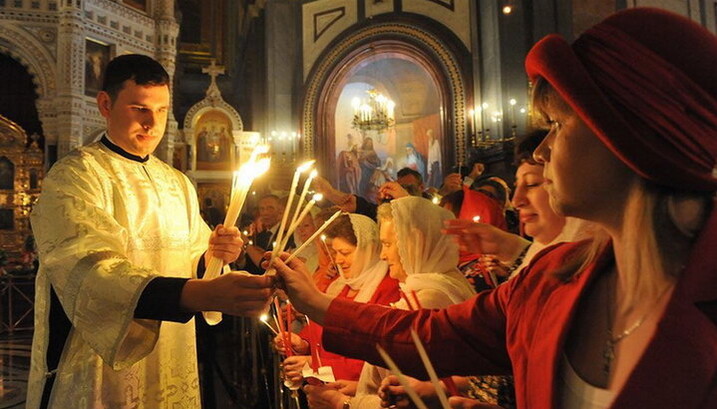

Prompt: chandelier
xmin=351 ymin=89 xmax=396 ymax=132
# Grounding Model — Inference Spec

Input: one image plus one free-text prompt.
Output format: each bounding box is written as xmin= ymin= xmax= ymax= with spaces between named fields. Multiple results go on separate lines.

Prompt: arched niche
xmin=302 ymin=22 xmax=470 ymax=191
xmin=184 ymin=102 xmax=244 ymax=172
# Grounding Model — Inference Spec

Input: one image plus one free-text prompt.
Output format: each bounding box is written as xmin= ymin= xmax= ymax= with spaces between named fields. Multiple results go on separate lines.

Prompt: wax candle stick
xmin=410 ymin=329 xmax=452 ymax=408
xmin=285 ymin=211 xmax=342 ymax=263
xmin=281 ymin=193 xmax=322 ymax=250
xmin=273 ymin=297 xmax=293 ymax=357
xmin=410 ymin=290 xmax=423 ymax=309
xmin=286 ymin=302 xmax=293 ymax=334
xmin=259 ymin=314 xmax=279 ymax=336
xmin=273 ymin=161 xmax=315 ymax=263
xmin=376 ymin=345 xmax=431 ymax=409
xmin=203 ymin=149 xmax=270 ymax=326
xmin=285 ymin=169 xmax=318 ymax=246
xmin=320 ymin=234 xmax=341 ymax=275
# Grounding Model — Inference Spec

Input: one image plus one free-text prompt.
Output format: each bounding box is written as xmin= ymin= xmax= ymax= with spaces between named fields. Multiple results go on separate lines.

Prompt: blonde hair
xmin=531 ymin=76 xmax=710 ymax=309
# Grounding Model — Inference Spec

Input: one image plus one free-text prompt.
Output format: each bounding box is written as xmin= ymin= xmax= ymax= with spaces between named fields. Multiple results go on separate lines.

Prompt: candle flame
xmin=312 ymin=193 xmax=323 ymax=202
xmin=260 ymin=314 xmax=269 ymax=322
xmin=473 ymin=216 xmax=481 ymax=222
xmin=309 ymin=169 xmax=318 ymax=179
xmin=297 ymin=160 xmax=316 ymax=173
xmin=320 ymin=234 xmax=327 ymax=242
xmin=431 ymin=197 xmax=440 ymax=205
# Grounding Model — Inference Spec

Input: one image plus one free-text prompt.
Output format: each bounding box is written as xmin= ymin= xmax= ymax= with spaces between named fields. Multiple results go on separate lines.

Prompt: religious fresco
xmin=333 ymin=58 xmax=443 ymax=202
xmin=84 ymin=39 xmax=112 ymax=97
xmin=194 ymin=110 xmax=233 ymax=171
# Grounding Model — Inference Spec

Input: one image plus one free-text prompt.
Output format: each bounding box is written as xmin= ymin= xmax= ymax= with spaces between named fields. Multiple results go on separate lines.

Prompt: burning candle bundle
xmin=203 ymin=145 xmax=270 ymax=325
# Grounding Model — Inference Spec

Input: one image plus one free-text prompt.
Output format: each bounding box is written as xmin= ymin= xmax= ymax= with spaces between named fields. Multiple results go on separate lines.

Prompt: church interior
xmin=1 ymin=1 xmax=715 ymax=408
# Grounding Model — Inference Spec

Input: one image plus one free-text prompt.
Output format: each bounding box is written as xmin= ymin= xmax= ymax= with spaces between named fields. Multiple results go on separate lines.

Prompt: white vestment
xmin=28 ymin=141 xmax=210 ymax=408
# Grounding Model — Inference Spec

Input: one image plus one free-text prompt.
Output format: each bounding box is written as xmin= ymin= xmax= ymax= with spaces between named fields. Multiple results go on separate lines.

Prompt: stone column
xmin=55 ymin=0 xmax=86 ymax=159
xmin=154 ymin=0 xmax=179 ymax=164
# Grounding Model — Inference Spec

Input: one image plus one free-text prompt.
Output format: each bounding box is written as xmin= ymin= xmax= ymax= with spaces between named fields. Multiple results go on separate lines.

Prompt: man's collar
xmin=100 ymin=133 xmax=149 ymax=163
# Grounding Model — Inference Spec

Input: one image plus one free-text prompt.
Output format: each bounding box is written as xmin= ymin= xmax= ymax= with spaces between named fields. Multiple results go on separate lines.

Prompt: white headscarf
xmin=326 ymin=214 xmax=388 ymax=303
xmin=389 ymin=197 xmax=476 ymax=303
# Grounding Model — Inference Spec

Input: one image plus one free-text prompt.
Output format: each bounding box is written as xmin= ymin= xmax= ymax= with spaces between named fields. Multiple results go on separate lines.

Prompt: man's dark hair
xmin=102 ymin=54 xmax=169 ymax=101
xmin=259 ymin=194 xmax=281 ymax=204
xmin=396 ymin=167 xmax=423 ymax=184
xmin=513 ymin=129 xmax=549 ymax=166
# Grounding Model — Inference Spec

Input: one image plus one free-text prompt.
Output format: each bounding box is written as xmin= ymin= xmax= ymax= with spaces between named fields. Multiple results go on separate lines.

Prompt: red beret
xmin=526 ymin=8 xmax=717 ymax=191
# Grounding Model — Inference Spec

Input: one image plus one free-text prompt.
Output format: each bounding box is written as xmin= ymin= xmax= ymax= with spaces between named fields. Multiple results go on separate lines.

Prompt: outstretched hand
xmin=262 ymin=252 xmax=333 ymax=324
xmin=180 ymin=271 xmax=275 ymax=317
xmin=443 ymin=219 xmax=526 ymax=263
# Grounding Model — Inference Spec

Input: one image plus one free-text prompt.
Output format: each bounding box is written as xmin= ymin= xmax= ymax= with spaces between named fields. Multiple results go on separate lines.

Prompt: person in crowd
xmin=312 ymin=208 xmax=342 ymax=292
xmin=244 ymin=194 xmax=294 ymax=274
xmin=272 ymin=9 xmax=717 ymax=409
xmin=275 ymin=214 xmax=400 ymax=385
xmin=301 ymin=196 xmax=475 ymax=409
xmin=311 ymin=168 xmax=420 ymax=220
xmin=28 ymin=54 xmax=274 ymax=409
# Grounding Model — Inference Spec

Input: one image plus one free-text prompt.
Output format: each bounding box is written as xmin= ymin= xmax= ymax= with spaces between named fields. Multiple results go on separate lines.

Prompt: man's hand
xmin=469 ymin=163 xmax=485 ymax=180
xmin=440 ymin=173 xmax=464 ymax=195
xmin=378 ymin=181 xmax=409 ymax=201
xmin=205 ymin=224 xmax=244 ymax=265
xmin=180 ymin=271 xmax=275 ymax=317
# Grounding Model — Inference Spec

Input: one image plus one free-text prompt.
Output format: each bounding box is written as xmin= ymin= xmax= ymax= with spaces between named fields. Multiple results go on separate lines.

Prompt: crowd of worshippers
xmin=28 ymin=8 xmax=715 ymax=409
xmin=216 ymin=127 xmax=588 ymax=409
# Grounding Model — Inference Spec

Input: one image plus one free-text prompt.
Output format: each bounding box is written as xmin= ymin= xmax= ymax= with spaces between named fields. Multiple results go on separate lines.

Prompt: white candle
xmin=282 ymin=169 xmax=317 ymax=250
xmin=410 ymin=329 xmax=451 ymax=409
xmin=203 ymin=150 xmax=270 ymax=325
xmin=272 ymin=160 xmax=315 ymax=261
xmin=285 ymin=211 xmax=341 ymax=263
xmin=282 ymin=193 xmax=322 ymax=248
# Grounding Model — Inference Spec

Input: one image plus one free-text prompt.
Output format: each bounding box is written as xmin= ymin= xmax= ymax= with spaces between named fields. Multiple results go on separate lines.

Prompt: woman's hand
xmin=379 ymin=375 xmax=463 ymax=409
xmin=266 ymin=252 xmax=334 ymax=325
xmin=303 ymin=382 xmax=347 ymax=409
xmin=281 ymin=355 xmax=311 ymax=383
xmin=443 ymin=219 xmax=527 ymax=263
xmin=330 ymin=379 xmax=358 ymax=396
xmin=273 ymin=331 xmax=310 ymax=355
xmin=448 ymin=397 xmax=504 ymax=409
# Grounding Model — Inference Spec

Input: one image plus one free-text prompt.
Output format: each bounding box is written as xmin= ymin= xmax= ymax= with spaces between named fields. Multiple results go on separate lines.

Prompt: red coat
xmin=302 ymin=272 xmax=400 ymax=381
xmin=321 ymin=214 xmax=717 ymax=409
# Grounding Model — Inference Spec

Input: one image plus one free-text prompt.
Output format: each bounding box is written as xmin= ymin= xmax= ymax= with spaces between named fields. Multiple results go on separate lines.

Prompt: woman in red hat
xmin=271 ymin=8 xmax=717 ymax=409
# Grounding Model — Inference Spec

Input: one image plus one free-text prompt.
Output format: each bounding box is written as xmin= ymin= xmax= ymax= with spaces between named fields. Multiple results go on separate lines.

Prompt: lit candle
xmin=203 ymin=148 xmax=270 ymax=325
xmin=260 ymin=314 xmax=279 ymax=336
